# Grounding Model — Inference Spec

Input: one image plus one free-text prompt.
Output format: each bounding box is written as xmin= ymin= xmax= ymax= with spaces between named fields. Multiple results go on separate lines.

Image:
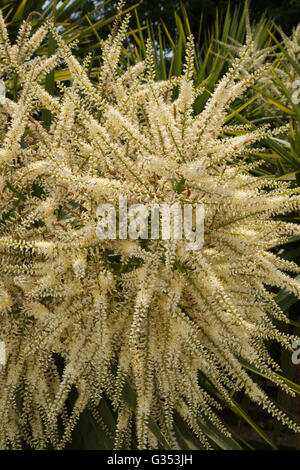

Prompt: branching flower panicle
xmin=0 ymin=12 xmax=299 ymax=450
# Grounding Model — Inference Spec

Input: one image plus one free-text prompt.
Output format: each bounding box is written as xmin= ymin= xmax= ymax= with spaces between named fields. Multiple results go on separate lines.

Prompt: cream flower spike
xmin=0 ymin=8 xmax=299 ymax=450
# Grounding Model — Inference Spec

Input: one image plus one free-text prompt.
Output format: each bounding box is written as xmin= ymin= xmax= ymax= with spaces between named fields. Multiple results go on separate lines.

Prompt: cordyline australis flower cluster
xmin=227 ymin=18 xmax=300 ymax=109
xmin=0 ymin=11 xmax=300 ymax=450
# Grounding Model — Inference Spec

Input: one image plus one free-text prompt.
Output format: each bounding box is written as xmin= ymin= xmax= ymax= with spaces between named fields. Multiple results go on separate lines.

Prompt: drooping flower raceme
xmin=0 ymin=13 xmax=300 ymax=450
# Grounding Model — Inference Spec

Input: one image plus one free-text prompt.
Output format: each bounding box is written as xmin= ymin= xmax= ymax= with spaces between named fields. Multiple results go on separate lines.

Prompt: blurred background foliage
xmin=102 ymin=0 xmax=300 ymax=36
xmin=0 ymin=0 xmax=300 ymax=451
